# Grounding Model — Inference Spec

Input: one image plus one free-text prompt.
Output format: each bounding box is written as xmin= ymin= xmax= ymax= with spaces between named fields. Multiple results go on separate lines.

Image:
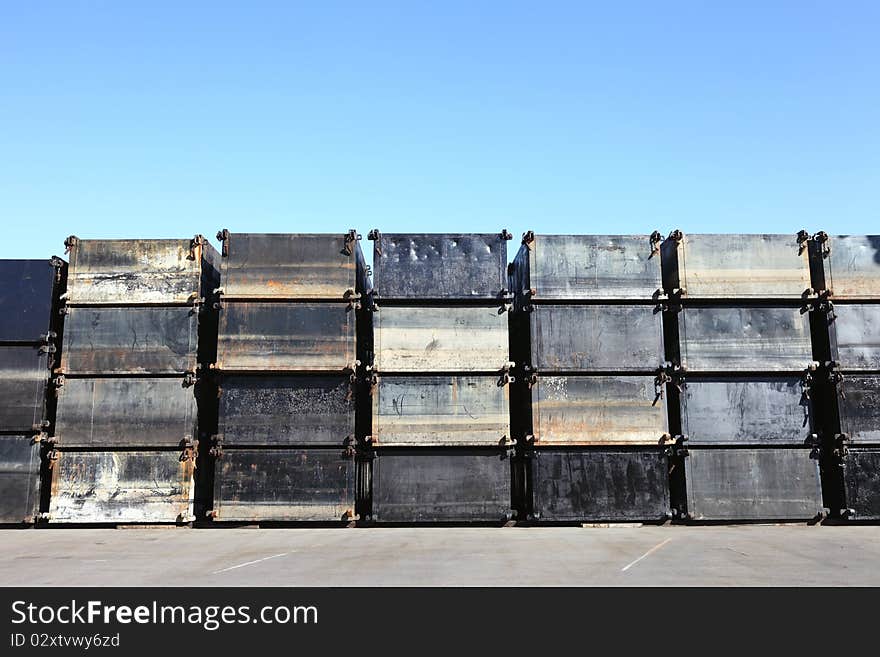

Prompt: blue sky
xmin=1 ymin=2 xmax=877 ymax=262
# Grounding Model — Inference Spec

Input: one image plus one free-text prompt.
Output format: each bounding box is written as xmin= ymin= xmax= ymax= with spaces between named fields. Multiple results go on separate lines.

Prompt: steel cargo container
xmin=0 ymin=258 xmax=64 ymax=343
xmin=836 ymin=373 xmax=880 ymax=443
xmin=0 ymin=435 xmax=42 ymax=523
xmin=822 ymin=234 xmax=880 ymax=300
xmin=828 ymin=303 xmax=880 ymax=371
xmin=0 ymin=346 xmax=50 ymax=432
xmin=843 ymin=447 xmax=880 ymax=520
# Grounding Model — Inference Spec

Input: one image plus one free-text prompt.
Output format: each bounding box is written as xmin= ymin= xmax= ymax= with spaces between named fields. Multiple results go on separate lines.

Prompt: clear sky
xmin=1 ymin=2 xmax=877 ymax=262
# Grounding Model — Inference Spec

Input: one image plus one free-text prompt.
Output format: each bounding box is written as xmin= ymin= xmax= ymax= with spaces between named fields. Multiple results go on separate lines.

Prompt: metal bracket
xmin=796 ymin=229 xmax=810 ymax=254
xmin=32 ymin=432 xmax=48 ymax=445
xmin=46 ymin=449 xmax=60 ymax=469
xmin=521 ymin=230 xmax=535 ymax=245
xmin=50 ymin=256 xmax=65 ymax=278
xmin=367 ymin=229 xmax=381 ymax=256
xmin=209 ymin=436 xmax=223 ymax=459
xmin=38 ymin=344 xmax=56 ymax=355
xmin=343 ymin=288 xmax=361 ymax=310
xmin=63 ymin=235 xmax=78 ymax=253
xmin=654 ymin=370 xmax=672 ymax=403
xmin=813 ymin=231 xmax=830 ymax=258
xmin=500 ymin=229 xmax=512 ymax=240
xmin=39 ymin=331 xmax=57 ymax=344
xmin=342 ymin=229 xmax=361 ymax=256
xmin=668 ymin=229 xmax=683 ymax=243
xmin=188 ymin=235 xmax=204 ymax=261
xmin=526 ymin=372 xmax=538 ymax=389
xmin=649 ymin=230 xmax=662 ymax=256
xmin=216 ymin=229 xmax=230 ymax=257
xmin=498 ymin=372 xmax=515 ymax=386
xmin=800 ymin=369 xmax=814 ymax=400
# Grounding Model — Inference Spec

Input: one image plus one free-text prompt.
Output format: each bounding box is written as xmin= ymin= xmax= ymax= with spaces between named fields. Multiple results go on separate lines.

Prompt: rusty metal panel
xmin=829 ymin=303 xmax=880 ymax=371
xmin=843 ymin=447 xmax=880 ymax=520
xmin=527 ymin=234 xmax=663 ymax=300
xmin=681 ymin=376 xmax=813 ymax=446
xmin=677 ymin=233 xmax=811 ymax=299
xmin=65 ymin=237 xmax=208 ymax=304
xmin=529 ymin=304 xmax=664 ymax=372
xmin=0 ymin=435 xmax=41 ymax=523
xmin=213 ymin=448 xmax=356 ymax=521
xmin=530 ymin=448 xmax=670 ymax=521
xmin=531 ymin=375 xmax=668 ymax=446
xmin=55 ymin=377 xmax=196 ymax=448
xmin=0 ymin=346 xmax=49 ymax=431
xmin=372 ymin=232 xmax=508 ymax=300
xmin=49 ymin=450 xmax=194 ymax=523
xmin=371 ymin=375 xmax=510 ymax=446
xmin=680 ymin=306 xmax=813 ymax=372
xmin=217 ymin=302 xmax=356 ymax=372
xmin=372 ymin=448 xmax=513 ymax=521
xmin=685 ymin=447 xmax=822 ymax=520
xmin=219 ymin=375 xmax=355 ymax=446
xmin=219 ymin=232 xmax=360 ymax=300
xmin=374 ymin=305 xmax=510 ymax=372
xmin=837 ymin=374 xmax=880 ymax=443
xmin=61 ymin=306 xmax=198 ymax=374
xmin=0 ymin=259 xmax=60 ymax=342
xmin=825 ymin=235 xmax=880 ymax=300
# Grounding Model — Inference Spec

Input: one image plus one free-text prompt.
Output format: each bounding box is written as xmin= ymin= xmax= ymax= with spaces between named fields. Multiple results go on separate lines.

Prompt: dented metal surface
xmin=219 ymin=375 xmax=355 ymax=446
xmin=212 ymin=448 xmax=356 ymax=521
xmin=679 ymin=306 xmax=814 ymax=372
xmin=371 ymin=448 xmax=513 ymax=521
xmin=49 ymin=450 xmax=194 ymax=523
xmin=685 ymin=447 xmax=822 ymax=520
xmin=371 ymin=375 xmax=510 ymax=446
xmin=217 ymin=302 xmax=356 ymax=372
xmin=824 ymin=235 xmax=880 ymax=300
xmin=0 ymin=259 xmax=61 ymax=342
xmin=529 ymin=304 xmax=664 ymax=372
xmin=837 ymin=374 xmax=880 ymax=443
xmin=531 ymin=375 xmax=669 ymax=446
xmin=0 ymin=346 xmax=50 ymax=432
xmin=828 ymin=303 xmax=880 ymax=371
xmin=843 ymin=447 xmax=880 ymax=520
xmin=530 ymin=448 xmax=670 ymax=521
xmin=0 ymin=435 xmax=42 ymax=523
xmin=371 ymin=232 xmax=508 ymax=300
xmin=374 ymin=305 xmax=510 ymax=372
xmin=54 ymin=377 xmax=196 ymax=448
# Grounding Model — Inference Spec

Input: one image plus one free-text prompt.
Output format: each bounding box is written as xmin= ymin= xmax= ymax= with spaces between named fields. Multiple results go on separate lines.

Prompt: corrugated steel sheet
xmin=0 ymin=435 xmax=42 ymax=523
xmin=829 ymin=303 xmax=880 ymax=371
xmin=0 ymin=259 xmax=61 ymax=342
xmin=0 ymin=346 xmax=49 ymax=432
xmin=824 ymin=235 xmax=880 ymax=300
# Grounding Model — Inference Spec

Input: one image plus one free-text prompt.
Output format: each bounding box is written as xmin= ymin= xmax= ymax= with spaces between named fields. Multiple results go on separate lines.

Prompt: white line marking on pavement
xmin=621 ymin=538 xmax=672 ymax=572
xmin=212 ymin=552 xmax=289 ymax=575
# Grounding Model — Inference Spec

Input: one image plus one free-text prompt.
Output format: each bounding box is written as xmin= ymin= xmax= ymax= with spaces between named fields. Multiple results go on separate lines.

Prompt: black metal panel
xmin=213 ymin=448 xmax=356 ymax=521
xmin=55 ymin=377 xmax=196 ymax=448
xmin=61 ymin=306 xmax=198 ymax=374
xmin=0 ymin=346 xmax=49 ymax=432
xmin=685 ymin=447 xmax=823 ymax=520
xmin=824 ymin=235 xmax=880 ymax=300
xmin=829 ymin=303 xmax=880 ymax=371
xmin=530 ymin=448 xmax=670 ymax=521
xmin=219 ymin=375 xmax=355 ymax=446
xmin=372 ymin=233 xmax=508 ymax=300
xmin=529 ymin=304 xmax=664 ymax=372
xmin=838 ymin=374 xmax=880 ymax=443
xmin=843 ymin=447 xmax=880 ymax=520
xmin=217 ymin=302 xmax=356 ymax=372
xmin=372 ymin=448 xmax=513 ymax=521
xmin=0 ymin=434 xmax=41 ymax=524
xmin=0 ymin=259 xmax=58 ymax=342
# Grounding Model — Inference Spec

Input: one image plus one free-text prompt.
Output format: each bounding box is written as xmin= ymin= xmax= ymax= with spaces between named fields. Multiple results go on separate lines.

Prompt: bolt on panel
xmin=0 ymin=435 xmax=42 ymax=523
xmin=843 ymin=447 xmax=880 ymax=520
xmin=837 ymin=374 xmax=880 ymax=443
xmin=0 ymin=346 xmax=49 ymax=432
xmin=828 ymin=303 xmax=880 ymax=371
xmin=0 ymin=259 xmax=62 ymax=342
xmin=824 ymin=235 xmax=880 ymax=300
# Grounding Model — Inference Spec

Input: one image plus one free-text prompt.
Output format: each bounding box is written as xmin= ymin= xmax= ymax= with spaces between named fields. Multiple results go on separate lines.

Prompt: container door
xmin=843 ymin=448 xmax=880 ymax=520
xmin=0 ymin=346 xmax=49 ymax=431
xmin=0 ymin=260 xmax=58 ymax=341
xmin=829 ymin=304 xmax=880 ymax=371
xmin=824 ymin=235 xmax=880 ymax=300
xmin=837 ymin=374 xmax=880 ymax=443
xmin=0 ymin=435 xmax=42 ymax=523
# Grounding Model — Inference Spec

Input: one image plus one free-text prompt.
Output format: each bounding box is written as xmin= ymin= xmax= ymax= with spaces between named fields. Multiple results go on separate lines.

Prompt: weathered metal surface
xmin=837 ymin=374 xmax=880 ymax=443
xmin=212 ymin=448 xmax=356 ymax=521
xmin=526 ymin=234 xmax=663 ymax=300
xmin=843 ymin=447 xmax=880 ymax=520
xmin=679 ymin=306 xmax=813 ymax=372
xmin=0 ymin=259 xmax=59 ymax=342
xmin=371 ymin=448 xmax=512 ymax=521
xmin=217 ymin=302 xmax=356 ymax=372
xmin=65 ymin=238 xmax=212 ymax=305
xmin=825 ymin=235 xmax=880 ymax=300
xmin=531 ymin=375 xmax=669 ymax=445
xmin=371 ymin=375 xmax=510 ymax=446
xmin=49 ymin=450 xmax=194 ymax=523
xmin=829 ymin=303 xmax=880 ymax=371
xmin=0 ymin=435 xmax=41 ymax=523
xmin=219 ymin=232 xmax=362 ymax=299
xmin=372 ymin=233 xmax=508 ymax=300
xmin=681 ymin=376 xmax=813 ymax=446
xmin=55 ymin=377 xmax=196 ymax=448
xmin=61 ymin=306 xmax=198 ymax=374
xmin=530 ymin=448 xmax=670 ymax=521
xmin=529 ymin=304 xmax=664 ymax=372
xmin=219 ymin=375 xmax=355 ymax=446
xmin=675 ymin=233 xmax=811 ymax=299
xmin=374 ymin=306 xmax=509 ymax=372
xmin=0 ymin=346 xmax=49 ymax=431
xmin=685 ymin=447 xmax=822 ymax=520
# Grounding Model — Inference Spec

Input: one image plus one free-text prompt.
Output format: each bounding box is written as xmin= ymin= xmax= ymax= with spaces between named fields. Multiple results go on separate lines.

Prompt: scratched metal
xmin=372 ymin=233 xmax=508 ymax=300
xmin=0 ymin=435 xmax=42 ymax=523
xmin=61 ymin=306 xmax=198 ymax=374
xmin=217 ymin=302 xmax=356 ymax=372
xmin=55 ymin=377 xmax=196 ymax=448
xmin=837 ymin=374 xmax=880 ymax=443
xmin=219 ymin=233 xmax=363 ymax=299
xmin=685 ymin=447 xmax=822 ymax=520
xmin=824 ymin=235 xmax=880 ymax=299
xmin=49 ymin=450 xmax=195 ymax=523
xmin=676 ymin=233 xmax=811 ymax=299
xmin=679 ymin=306 xmax=813 ymax=372
xmin=0 ymin=346 xmax=49 ymax=432
xmin=530 ymin=447 xmax=670 ymax=521
xmin=681 ymin=376 xmax=813 ymax=446
xmin=374 ymin=305 xmax=510 ymax=372
xmin=843 ymin=447 xmax=880 ymax=519
xmin=529 ymin=304 xmax=664 ymax=372
xmin=828 ymin=303 xmax=880 ymax=371
xmin=212 ymin=448 xmax=356 ymax=521
xmin=219 ymin=375 xmax=355 ymax=446
xmin=531 ymin=375 xmax=669 ymax=446
xmin=0 ymin=259 xmax=61 ymax=342
xmin=371 ymin=448 xmax=513 ymax=522
xmin=371 ymin=375 xmax=510 ymax=446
